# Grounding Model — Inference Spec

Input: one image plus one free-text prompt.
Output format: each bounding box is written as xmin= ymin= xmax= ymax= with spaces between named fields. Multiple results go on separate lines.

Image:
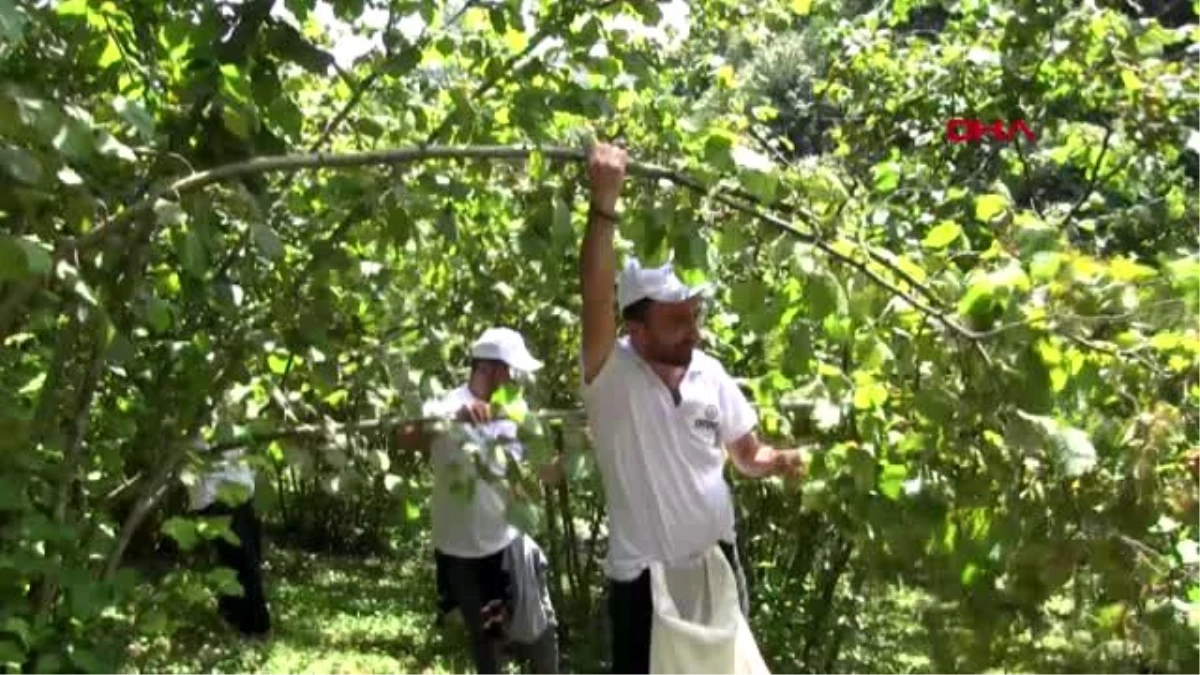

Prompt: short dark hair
xmin=621 ymin=297 xmax=652 ymax=324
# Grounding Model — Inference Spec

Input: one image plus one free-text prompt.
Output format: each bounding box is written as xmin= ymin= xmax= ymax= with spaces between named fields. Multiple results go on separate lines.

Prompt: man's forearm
xmin=580 ymin=214 xmax=615 ymax=292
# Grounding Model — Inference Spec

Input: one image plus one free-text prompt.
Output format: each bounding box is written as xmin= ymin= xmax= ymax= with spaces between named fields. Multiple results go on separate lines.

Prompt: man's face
xmin=632 ymin=298 xmax=703 ymax=367
xmin=484 ymin=361 xmax=512 ymax=391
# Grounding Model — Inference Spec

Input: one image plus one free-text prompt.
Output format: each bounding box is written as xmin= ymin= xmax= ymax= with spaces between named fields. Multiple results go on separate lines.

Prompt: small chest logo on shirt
xmin=694 ymin=405 xmax=721 ymax=442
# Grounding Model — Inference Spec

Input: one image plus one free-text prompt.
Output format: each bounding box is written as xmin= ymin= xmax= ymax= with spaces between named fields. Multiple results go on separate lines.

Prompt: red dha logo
xmin=946 ymin=119 xmax=1036 ymax=143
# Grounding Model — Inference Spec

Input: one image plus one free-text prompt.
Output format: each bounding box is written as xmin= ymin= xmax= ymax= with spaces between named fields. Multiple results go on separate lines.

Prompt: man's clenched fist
xmin=587 ymin=142 xmax=628 ymax=214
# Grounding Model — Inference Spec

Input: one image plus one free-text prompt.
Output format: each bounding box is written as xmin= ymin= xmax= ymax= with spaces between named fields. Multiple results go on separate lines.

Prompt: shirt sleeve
xmin=579 ymin=343 xmax=623 ymax=404
xmin=422 ymin=391 xmax=460 ymax=419
xmin=717 ymin=368 xmax=758 ymax=446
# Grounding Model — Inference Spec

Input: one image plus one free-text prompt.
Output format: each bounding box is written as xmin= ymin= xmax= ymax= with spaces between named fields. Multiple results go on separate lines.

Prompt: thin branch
xmin=1061 ymin=125 xmax=1113 ymax=226
xmin=207 ymin=398 xmax=825 ymax=455
xmin=975 ymin=298 xmax=1188 ymax=338
xmin=1013 ymin=134 xmax=1045 ymax=219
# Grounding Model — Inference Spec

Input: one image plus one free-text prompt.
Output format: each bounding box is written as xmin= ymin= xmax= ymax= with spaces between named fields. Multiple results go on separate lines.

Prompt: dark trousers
xmin=438 ymin=548 xmax=508 ymax=673
xmin=201 ymin=501 xmax=270 ymax=636
xmin=436 ymin=546 xmax=560 ymax=674
xmin=607 ymin=541 xmax=748 ymax=674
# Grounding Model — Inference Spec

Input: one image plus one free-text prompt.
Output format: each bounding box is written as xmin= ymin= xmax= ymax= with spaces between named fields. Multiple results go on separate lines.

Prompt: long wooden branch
xmin=51 ymin=144 xmax=980 ymax=338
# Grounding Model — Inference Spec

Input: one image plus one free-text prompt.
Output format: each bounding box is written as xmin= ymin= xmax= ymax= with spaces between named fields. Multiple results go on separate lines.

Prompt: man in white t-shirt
xmin=578 ymin=143 xmax=809 ymax=673
xmin=409 ymin=327 xmax=561 ymax=674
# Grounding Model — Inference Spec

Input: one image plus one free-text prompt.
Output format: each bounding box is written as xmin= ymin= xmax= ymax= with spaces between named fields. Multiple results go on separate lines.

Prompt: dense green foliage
xmin=1 ymin=0 xmax=1198 ymax=672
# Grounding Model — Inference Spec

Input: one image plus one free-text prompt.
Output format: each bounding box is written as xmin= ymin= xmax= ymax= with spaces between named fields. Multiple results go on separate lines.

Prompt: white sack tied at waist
xmin=649 ymin=545 xmax=769 ymax=675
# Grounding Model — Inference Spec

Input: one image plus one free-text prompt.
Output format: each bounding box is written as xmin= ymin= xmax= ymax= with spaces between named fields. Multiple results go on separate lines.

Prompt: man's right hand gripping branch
xmin=579 ymin=142 xmax=629 ymax=386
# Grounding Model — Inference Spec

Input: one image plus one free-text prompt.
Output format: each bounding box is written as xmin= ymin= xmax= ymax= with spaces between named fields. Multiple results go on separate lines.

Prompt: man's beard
xmin=647 ymin=341 xmax=694 ymax=368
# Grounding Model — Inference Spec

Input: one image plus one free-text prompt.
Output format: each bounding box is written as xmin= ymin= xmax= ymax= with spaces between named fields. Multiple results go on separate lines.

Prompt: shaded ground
xmin=120 ymin=536 xmax=490 ymax=674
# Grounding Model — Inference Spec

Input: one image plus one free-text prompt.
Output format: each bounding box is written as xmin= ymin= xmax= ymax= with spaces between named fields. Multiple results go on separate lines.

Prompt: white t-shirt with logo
xmin=580 ymin=337 xmax=758 ymax=581
xmin=423 ymin=386 xmax=522 ymax=558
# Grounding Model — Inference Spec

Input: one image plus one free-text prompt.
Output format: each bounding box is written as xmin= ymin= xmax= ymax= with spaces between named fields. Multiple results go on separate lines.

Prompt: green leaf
xmin=0 ymin=145 xmax=41 ymax=184
xmin=161 ymin=517 xmax=199 ymax=551
xmin=251 ymin=222 xmax=284 ymax=260
xmin=406 ymin=499 xmax=420 ymax=521
xmin=145 ymin=296 xmax=172 ymax=332
xmin=506 ymin=499 xmax=541 ymax=533
xmin=806 ymin=270 xmax=844 ymax=320
xmin=790 ymin=0 xmax=813 ymax=15
xmin=206 ymin=566 xmax=244 ymax=596
xmin=879 ymin=462 xmax=907 ymax=500
xmin=0 ymin=0 xmax=29 ymax=43
xmin=922 ymin=221 xmax=962 ymax=249
xmin=552 ymin=193 xmax=572 ymax=241
xmin=703 ymin=130 xmax=736 ymax=171
xmin=113 ymin=96 xmax=155 ymax=140
xmin=957 ymin=274 xmax=996 ymax=318
xmin=267 ymin=353 xmax=290 ymax=374
xmin=180 ymin=230 xmax=206 ymax=278
xmin=1119 ymin=68 xmax=1143 ymax=91
xmin=69 ymin=646 xmax=106 ymax=673
xmin=974 ymin=193 xmax=1008 ymax=222
xmin=0 ymin=235 xmax=52 ymax=281
xmin=56 ymin=0 xmax=87 ymax=16
xmin=268 ymin=23 xmax=334 ymax=74
xmin=34 ymin=653 xmax=62 ymax=674
xmin=214 ymin=482 xmax=251 ymax=509
xmin=222 ymin=105 xmax=254 ymax=140
xmin=98 ymin=37 xmax=122 ymax=68
xmin=1 ymin=617 xmax=29 ymax=647
xmin=872 ymin=161 xmax=900 ymax=193
xmin=961 ymin=563 xmax=981 ymax=587
xmin=630 ymin=0 xmax=663 ymax=24
xmin=801 ymin=478 xmax=829 ymax=511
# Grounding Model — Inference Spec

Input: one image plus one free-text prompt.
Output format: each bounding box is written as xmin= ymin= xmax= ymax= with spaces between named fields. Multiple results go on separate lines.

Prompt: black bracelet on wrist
xmin=589 ymin=203 xmax=619 ymax=223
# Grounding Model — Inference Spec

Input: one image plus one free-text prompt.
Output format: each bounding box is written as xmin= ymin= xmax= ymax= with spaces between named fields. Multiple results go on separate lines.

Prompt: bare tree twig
xmin=1061 ymin=125 xmax=1114 ymax=226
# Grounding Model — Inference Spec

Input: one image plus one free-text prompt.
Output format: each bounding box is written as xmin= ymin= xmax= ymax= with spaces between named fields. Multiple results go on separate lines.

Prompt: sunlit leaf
xmin=974 ymin=193 xmax=1008 ymax=222
xmin=922 ymin=221 xmax=962 ymax=249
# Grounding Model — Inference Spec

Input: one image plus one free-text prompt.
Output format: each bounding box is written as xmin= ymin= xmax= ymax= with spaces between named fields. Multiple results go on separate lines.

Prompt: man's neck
xmin=650 ymin=361 xmax=686 ymax=390
xmin=631 ymin=341 xmax=687 ymax=390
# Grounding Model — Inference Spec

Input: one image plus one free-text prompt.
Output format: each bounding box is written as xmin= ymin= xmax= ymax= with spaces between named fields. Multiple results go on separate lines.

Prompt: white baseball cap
xmin=617 ymin=257 xmax=712 ymax=311
xmin=471 ymin=327 xmax=543 ymax=373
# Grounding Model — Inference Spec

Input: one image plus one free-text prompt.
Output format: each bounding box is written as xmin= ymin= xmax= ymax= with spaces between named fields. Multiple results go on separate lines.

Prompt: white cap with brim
xmin=617 ymin=257 xmax=712 ymax=311
xmin=471 ymin=327 xmax=544 ymax=373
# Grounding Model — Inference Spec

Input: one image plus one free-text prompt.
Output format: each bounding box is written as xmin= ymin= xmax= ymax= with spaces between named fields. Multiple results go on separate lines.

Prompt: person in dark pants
xmin=404 ymin=327 xmax=562 ymax=674
xmin=188 ymin=449 xmax=271 ymax=637
xmin=577 ymin=143 xmax=810 ymax=673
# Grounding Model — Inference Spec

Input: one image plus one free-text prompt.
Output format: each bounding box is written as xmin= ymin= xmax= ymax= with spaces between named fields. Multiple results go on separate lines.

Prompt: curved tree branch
xmin=37 ymin=144 xmax=988 ymax=342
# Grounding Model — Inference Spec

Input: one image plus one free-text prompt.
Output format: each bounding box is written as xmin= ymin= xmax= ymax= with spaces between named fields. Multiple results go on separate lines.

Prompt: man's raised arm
xmin=580 ymin=143 xmax=628 ymax=385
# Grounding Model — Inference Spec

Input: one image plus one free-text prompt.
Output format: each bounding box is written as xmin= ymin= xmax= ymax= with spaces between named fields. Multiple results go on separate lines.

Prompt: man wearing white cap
xmin=579 ymin=143 xmax=809 ymax=673
xmin=415 ymin=327 xmax=560 ymax=674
